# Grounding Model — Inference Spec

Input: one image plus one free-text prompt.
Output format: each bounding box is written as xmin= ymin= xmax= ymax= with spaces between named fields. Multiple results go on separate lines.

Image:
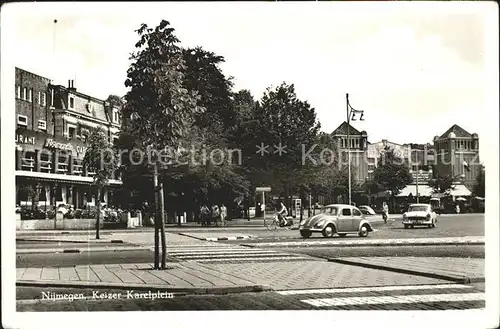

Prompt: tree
xmin=123 ymin=20 xmax=204 ymax=269
xmin=428 ymin=167 xmax=457 ymax=195
xmin=236 ymin=82 xmax=321 ymax=211
xmin=82 ymin=127 xmax=118 ymax=239
xmin=473 ymin=167 xmax=485 ymax=197
xmin=373 ymin=148 xmax=412 ymax=206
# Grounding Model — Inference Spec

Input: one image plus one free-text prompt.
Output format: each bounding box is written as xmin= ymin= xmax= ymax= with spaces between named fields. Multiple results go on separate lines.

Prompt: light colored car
xmin=299 ymin=204 xmax=374 ymax=238
xmin=402 ymin=203 xmax=438 ymax=229
xmin=359 ymin=205 xmax=376 ymax=216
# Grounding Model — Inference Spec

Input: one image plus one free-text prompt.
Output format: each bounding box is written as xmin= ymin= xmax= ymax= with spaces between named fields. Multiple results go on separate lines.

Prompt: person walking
xmin=211 ymin=204 xmax=220 ymax=227
xmin=200 ymin=205 xmax=210 ymax=227
xmin=220 ymin=204 xmax=227 ymax=227
xmin=382 ymin=202 xmax=389 ymax=224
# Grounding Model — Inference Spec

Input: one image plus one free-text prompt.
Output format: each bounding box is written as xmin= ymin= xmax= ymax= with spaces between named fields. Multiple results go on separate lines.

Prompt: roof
xmin=449 ymin=184 xmax=472 ymax=197
xmin=409 ymin=203 xmax=431 ymax=207
xmin=324 ymin=204 xmax=356 ymax=208
xmin=331 ymin=121 xmax=361 ymax=135
xmin=397 ymin=185 xmax=434 ymax=197
xmin=439 ymin=124 xmax=472 ymax=139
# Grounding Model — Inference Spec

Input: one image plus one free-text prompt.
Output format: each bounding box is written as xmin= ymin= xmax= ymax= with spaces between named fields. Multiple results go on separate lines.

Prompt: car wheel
xmin=322 ymin=224 xmax=335 ymax=238
xmin=338 ymin=233 xmax=347 ymax=237
xmin=300 ymin=230 xmax=312 ymax=239
xmin=358 ymin=225 xmax=369 ymax=237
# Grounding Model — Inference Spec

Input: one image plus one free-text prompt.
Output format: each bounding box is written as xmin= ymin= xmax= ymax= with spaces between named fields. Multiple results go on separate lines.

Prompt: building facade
xmin=15 ymin=67 xmax=122 ymax=209
xmin=331 ymin=122 xmax=369 ymax=186
xmin=433 ymin=124 xmax=480 ymax=189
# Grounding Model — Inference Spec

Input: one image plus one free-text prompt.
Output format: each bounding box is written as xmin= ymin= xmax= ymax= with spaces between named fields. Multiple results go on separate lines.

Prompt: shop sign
xmin=15 ymin=134 xmax=36 ymax=145
xmin=44 ymin=138 xmax=87 ymax=154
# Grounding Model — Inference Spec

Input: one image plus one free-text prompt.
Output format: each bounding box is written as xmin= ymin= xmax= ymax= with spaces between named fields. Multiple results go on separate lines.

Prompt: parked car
xmin=358 ymin=205 xmax=376 ymax=216
xmin=402 ymin=203 xmax=438 ymax=229
xmin=299 ymin=204 xmax=374 ymax=238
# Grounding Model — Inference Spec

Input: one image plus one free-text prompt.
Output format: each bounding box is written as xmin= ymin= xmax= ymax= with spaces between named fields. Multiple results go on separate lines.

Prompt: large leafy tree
xmin=237 ymin=82 xmax=321 ymax=210
xmin=373 ymin=148 xmax=412 ymax=200
xmin=123 ymin=20 xmax=204 ymax=269
xmin=182 ymin=47 xmax=236 ymax=141
xmin=83 ymin=126 xmax=118 ymax=239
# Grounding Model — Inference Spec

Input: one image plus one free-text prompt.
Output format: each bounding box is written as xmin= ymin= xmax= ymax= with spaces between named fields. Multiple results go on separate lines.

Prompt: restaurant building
xmin=15 ymin=67 xmax=122 ymax=209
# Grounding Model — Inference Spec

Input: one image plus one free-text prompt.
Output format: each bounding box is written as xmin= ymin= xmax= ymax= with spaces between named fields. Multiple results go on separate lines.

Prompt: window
xmin=38 ymin=120 xmax=47 ymax=130
xmin=42 ymin=92 xmax=47 ymax=106
xmin=17 ymin=115 xmax=28 ymax=126
xmin=341 ymin=208 xmax=352 ymax=216
xmin=113 ymin=109 xmax=119 ymax=123
xmin=38 ymin=91 xmax=41 ymax=105
xmin=68 ymin=126 xmax=76 ymax=139
xmin=28 ymin=89 xmax=32 ymax=102
xmin=23 ymin=87 xmax=27 ymax=100
xmin=69 ymin=96 xmax=75 ymax=109
xmin=352 ymin=209 xmax=362 ymax=216
xmin=17 ymin=86 xmax=21 ymax=99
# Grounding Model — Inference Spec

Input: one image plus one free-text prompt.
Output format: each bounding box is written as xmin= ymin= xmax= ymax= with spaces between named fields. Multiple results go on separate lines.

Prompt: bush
xmin=74 ymin=209 xmax=83 ymax=219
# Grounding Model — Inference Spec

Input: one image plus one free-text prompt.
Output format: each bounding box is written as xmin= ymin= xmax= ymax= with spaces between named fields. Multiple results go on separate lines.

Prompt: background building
xmin=331 ymin=122 xmax=368 ymax=185
xmin=433 ymin=124 xmax=480 ymax=190
xmin=15 ymin=67 xmax=122 ymax=209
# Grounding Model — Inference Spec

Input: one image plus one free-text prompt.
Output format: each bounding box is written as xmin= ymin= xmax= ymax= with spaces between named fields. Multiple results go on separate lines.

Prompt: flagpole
xmin=346 ymin=93 xmax=351 ymax=206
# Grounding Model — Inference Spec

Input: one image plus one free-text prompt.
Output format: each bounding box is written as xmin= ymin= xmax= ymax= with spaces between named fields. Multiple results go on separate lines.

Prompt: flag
xmin=348 ymin=99 xmax=364 ymax=121
xmin=463 ymin=161 xmax=471 ymax=172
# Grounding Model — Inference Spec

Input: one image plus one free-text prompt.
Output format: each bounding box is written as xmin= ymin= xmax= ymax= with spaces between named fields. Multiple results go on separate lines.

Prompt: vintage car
xmin=402 ymin=203 xmax=438 ymax=228
xmin=299 ymin=204 xmax=374 ymax=238
xmin=359 ymin=205 xmax=377 ymax=216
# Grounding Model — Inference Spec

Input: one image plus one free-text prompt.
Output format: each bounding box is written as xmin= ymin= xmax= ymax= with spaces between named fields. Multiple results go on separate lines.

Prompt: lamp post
xmin=346 ymin=93 xmax=365 ymax=206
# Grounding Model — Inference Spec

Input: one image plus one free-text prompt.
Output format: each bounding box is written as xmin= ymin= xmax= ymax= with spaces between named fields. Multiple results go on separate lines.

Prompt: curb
xmin=242 ymin=239 xmax=485 ymax=248
xmin=16 ymin=246 xmax=151 ymax=254
xmin=205 ymin=235 xmax=256 ymax=242
xmin=328 ymin=258 xmax=484 ymax=284
xmin=16 ymin=238 xmax=122 ymax=244
xmin=16 ymin=280 xmax=270 ymax=295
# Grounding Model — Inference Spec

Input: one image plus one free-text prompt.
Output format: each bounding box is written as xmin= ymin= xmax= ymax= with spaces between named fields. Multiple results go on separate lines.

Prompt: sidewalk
xmin=329 ymin=257 xmax=485 ymax=284
xmin=16 ymin=257 xmax=458 ymax=293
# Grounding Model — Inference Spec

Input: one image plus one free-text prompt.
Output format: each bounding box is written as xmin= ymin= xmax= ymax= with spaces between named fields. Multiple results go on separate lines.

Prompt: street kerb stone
xmin=244 ymin=236 xmax=485 ymax=248
xmin=328 ymin=257 xmax=485 ymax=284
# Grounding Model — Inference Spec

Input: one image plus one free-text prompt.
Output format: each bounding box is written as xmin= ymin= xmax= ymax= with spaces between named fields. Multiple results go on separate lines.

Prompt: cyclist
xmin=277 ymin=201 xmax=288 ymax=225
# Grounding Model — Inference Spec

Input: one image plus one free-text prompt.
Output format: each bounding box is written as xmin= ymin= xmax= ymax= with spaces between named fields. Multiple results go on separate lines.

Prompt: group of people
xmin=199 ymin=204 xmax=228 ymax=227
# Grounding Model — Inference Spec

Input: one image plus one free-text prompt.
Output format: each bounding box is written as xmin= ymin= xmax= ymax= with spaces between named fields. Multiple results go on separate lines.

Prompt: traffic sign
xmin=256 ymin=187 xmax=271 ymax=192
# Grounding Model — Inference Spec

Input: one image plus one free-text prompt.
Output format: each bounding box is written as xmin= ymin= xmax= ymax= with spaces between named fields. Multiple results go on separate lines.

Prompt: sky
xmin=2 ymin=2 xmax=497 ymax=146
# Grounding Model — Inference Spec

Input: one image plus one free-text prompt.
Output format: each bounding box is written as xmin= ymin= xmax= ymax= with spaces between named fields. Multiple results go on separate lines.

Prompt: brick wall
xmin=15 ymin=68 xmax=53 ymax=134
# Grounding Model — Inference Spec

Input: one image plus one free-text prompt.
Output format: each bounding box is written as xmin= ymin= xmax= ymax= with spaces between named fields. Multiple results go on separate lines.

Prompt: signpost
xmin=255 ymin=187 xmax=271 ymax=219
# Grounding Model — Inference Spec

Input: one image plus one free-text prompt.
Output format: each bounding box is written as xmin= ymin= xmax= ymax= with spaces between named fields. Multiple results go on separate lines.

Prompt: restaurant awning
xmin=449 ymin=184 xmax=472 ymax=197
xmin=397 ymin=184 xmax=434 ymax=197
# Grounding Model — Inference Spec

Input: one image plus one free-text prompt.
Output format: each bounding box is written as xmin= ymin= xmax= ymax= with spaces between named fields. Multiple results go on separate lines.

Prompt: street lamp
xmin=346 ymin=93 xmax=365 ymax=206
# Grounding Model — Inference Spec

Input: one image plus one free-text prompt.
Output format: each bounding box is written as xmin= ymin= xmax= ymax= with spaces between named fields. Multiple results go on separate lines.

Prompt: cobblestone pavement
xmin=16 ymin=282 xmax=485 ymax=311
xmin=329 ymin=257 xmax=484 ymax=281
xmin=17 ymin=257 xmax=450 ymax=291
xmin=268 ymin=245 xmax=485 ymax=259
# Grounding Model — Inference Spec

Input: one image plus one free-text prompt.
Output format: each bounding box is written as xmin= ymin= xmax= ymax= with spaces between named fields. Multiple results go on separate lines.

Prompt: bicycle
xmin=265 ymin=213 xmax=293 ymax=230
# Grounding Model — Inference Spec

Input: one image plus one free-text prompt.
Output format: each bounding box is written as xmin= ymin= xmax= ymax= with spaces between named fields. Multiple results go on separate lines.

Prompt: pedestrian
xmin=455 ymin=203 xmax=460 ymax=214
xmin=220 ymin=204 xmax=227 ymax=227
xmin=212 ymin=204 xmax=220 ymax=227
xmin=200 ymin=205 xmax=210 ymax=227
xmin=382 ymin=202 xmax=389 ymax=223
